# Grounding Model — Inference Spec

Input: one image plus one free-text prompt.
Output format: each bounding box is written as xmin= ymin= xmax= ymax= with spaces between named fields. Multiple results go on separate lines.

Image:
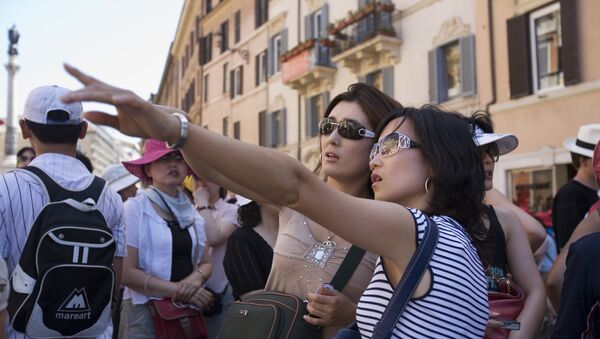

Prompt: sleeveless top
xmin=355 ymin=208 xmax=488 ymax=338
xmin=266 ymin=208 xmax=377 ymax=337
xmin=481 ymin=205 xmax=509 ymax=291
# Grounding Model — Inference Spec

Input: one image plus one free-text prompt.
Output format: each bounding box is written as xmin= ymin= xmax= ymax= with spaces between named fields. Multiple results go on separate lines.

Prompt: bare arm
xmin=63 ymin=64 xmax=417 ymax=269
xmin=547 ymin=210 xmax=600 ymax=311
xmin=485 ymin=188 xmax=547 ymax=252
xmin=121 ymin=245 xmax=179 ymax=298
xmin=495 ymin=207 xmax=545 ymax=339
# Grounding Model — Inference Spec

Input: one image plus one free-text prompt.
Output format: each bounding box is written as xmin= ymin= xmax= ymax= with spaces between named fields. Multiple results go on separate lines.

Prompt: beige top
xmin=265 ymin=208 xmax=377 ymax=338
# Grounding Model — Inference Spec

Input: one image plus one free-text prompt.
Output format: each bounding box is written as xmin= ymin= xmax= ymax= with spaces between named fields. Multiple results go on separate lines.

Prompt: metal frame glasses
xmin=318 ymin=117 xmax=375 ymax=140
xmin=369 ymin=132 xmax=419 ymax=161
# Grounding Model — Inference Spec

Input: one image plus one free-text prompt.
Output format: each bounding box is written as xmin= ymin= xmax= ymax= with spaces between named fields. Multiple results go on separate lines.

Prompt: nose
xmin=324 ymin=126 xmax=341 ymax=146
xmin=369 ymin=153 xmax=381 ymax=171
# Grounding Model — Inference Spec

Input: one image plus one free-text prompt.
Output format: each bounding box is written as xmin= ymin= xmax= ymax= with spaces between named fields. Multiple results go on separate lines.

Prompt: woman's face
xmin=369 ymin=118 xmax=431 ymax=208
xmin=17 ymin=150 xmax=35 ymax=168
xmin=482 ymin=150 xmax=495 ymax=191
xmin=320 ymin=101 xmax=375 ymax=183
xmin=144 ymin=152 xmax=187 ymax=189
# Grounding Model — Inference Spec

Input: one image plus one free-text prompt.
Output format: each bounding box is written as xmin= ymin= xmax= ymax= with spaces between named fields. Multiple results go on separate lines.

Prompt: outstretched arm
xmin=62 ymin=64 xmax=415 ymax=267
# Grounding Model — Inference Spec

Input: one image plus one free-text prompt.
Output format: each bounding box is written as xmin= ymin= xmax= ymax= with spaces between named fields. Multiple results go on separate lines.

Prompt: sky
xmin=0 ymin=0 xmax=185 ymax=142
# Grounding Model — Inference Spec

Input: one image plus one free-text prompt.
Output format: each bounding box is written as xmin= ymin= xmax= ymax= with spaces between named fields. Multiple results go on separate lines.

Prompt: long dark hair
xmin=375 ymin=106 xmax=487 ymax=252
xmin=237 ymin=201 xmax=262 ymax=228
xmin=314 ymin=83 xmax=403 ymax=196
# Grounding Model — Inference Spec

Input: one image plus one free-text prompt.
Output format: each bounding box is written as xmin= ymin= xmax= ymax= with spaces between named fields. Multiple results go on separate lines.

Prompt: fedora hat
xmin=563 ymin=124 xmax=600 ymax=158
xmin=122 ymin=139 xmax=192 ymax=182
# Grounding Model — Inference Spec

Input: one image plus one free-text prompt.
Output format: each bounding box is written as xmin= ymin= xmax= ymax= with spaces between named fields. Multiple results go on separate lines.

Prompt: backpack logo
xmin=56 ymin=288 xmax=91 ymax=320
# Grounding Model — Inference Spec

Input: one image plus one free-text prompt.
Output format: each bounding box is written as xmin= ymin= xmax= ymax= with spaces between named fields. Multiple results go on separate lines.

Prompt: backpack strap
xmin=22 ymin=166 xmax=105 ymax=203
xmin=330 ymin=245 xmax=366 ymax=291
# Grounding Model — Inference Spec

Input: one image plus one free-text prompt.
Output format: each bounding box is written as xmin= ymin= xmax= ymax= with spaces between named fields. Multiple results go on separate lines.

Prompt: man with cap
xmin=552 ymin=124 xmax=600 ymax=251
xmin=0 ymin=85 xmax=126 ymax=339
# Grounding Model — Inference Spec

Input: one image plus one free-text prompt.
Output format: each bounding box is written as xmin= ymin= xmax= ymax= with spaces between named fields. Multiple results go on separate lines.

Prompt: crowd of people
xmin=0 ymin=65 xmax=597 ymax=339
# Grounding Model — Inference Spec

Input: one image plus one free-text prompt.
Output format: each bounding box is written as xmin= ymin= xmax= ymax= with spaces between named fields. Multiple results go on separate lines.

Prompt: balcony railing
xmin=281 ymin=39 xmax=336 ymax=96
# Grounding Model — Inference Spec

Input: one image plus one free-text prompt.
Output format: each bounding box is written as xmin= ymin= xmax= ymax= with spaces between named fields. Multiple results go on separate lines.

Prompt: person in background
xmin=15 ymin=146 xmax=35 ymax=168
xmin=100 ymin=163 xmax=140 ymax=338
xmin=191 ymin=179 xmax=239 ymax=339
xmin=552 ymin=124 xmax=600 ymax=251
xmin=470 ymin=113 xmax=546 ymax=338
xmin=223 ymin=197 xmax=278 ymax=300
xmin=119 ymin=139 xmax=212 ymax=338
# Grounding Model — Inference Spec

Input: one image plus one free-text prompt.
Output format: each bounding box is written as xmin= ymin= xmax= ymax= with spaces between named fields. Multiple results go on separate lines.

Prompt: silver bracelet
xmin=144 ymin=273 xmax=153 ymax=296
xmin=166 ymin=112 xmax=189 ymax=149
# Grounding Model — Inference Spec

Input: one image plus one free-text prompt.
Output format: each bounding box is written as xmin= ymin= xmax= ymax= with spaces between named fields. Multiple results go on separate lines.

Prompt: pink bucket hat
xmin=122 ymin=139 xmax=192 ymax=182
xmin=594 ymin=141 xmax=600 ymax=187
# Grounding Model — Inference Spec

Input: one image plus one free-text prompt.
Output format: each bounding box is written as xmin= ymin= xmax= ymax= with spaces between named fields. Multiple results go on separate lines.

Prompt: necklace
xmin=303 ymin=217 xmax=337 ymax=268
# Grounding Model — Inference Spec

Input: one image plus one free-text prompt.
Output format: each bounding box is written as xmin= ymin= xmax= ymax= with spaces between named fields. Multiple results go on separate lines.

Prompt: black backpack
xmin=8 ymin=166 xmax=116 ymax=338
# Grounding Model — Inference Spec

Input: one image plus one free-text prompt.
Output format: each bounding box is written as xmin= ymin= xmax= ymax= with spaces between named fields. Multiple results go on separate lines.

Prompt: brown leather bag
xmin=149 ymin=299 xmax=208 ymax=339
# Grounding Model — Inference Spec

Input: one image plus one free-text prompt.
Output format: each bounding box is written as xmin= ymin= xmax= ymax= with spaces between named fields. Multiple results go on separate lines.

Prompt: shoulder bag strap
xmin=330 ymin=245 xmax=366 ymax=291
xmin=371 ymin=216 xmax=439 ymax=339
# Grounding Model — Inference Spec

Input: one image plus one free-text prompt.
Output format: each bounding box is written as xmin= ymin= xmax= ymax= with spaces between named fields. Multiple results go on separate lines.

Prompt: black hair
xmin=17 ymin=146 xmax=35 ymax=158
xmin=314 ymin=83 xmax=403 ymax=197
xmin=237 ymin=201 xmax=262 ymax=228
xmin=470 ymin=110 xmax=494 ymax=133
xmin=76 ymin=151 xmax=93 ymax=173
xmin=571 ymin=152 xmax=590 ymax=170
xmin=374 ymin=105 xmax=487 ymax=253
xmin=25 ymin=110 xmax=83 ymax=144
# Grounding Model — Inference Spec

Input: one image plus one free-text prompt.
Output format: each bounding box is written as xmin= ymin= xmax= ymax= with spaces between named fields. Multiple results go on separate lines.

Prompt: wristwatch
xmin=166 ymin=112 xmax=189 ymax=149
xmin=195 ymin=204 xmax=212 ymax=212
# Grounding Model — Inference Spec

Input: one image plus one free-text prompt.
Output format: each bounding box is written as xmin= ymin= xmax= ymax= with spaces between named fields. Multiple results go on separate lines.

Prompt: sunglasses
xmin=18 ymin=155 xmax=35 ymax=162
xmin=318 ymin=117 xmax=375 ymax=140
xmin=369 ymin=132 xmax=419 ymax=161
xmin=156 ymin=153 xmax=184 ymax=163
xmin=481 ymin=143 xmax=500 ymax=163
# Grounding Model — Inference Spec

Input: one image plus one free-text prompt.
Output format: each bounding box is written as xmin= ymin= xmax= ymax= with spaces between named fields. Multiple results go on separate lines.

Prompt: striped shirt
xmin=356 ymin=208 xmax=488 ymax=338
xmin=0 ymin=153 xmax=126 ymax=339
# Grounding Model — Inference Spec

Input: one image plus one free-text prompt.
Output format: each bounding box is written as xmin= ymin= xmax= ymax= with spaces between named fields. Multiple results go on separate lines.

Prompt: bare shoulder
xmin=491 ymin=206 xmax=523 ymax=237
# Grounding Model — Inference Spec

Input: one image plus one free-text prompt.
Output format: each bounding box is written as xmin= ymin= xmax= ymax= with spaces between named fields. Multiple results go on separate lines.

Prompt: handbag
xmin=485 ymin=272 xmax=525 ymax=339
xmin=333 ymin=216 xmax=439 ymax=339
xmin=149 ymin=299 xmax=208 ymax=339
xmin=217 ymin=245 xmax=367 ymax=339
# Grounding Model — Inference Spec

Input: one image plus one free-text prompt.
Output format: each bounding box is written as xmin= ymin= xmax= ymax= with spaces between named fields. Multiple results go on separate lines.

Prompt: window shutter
xmin=259 ymin=111 xmax=267 ymax=146
xmin=268 ymin=37 xmax=275 ymax=76
xmin=507 ymin=14 xmax=532 ymax=98
xmin=282 ymin=109 xmax=287 ymax=146
xmin=235 ymin=11 xmax=241 ymax=43
xmin=560 ymin=0 xmax=579 ymax=86
xmin=459 ymin=34 xmax=476 ymax=97
xmin=320 ymin=4 xmax=329 ymax=39
xmin=239 ymin=66 xmax=244 ymax=95
xmin=428 ymin=49 xmax=441 ymax=103
xmin=305 ymin=15 xmax=313 ymax=40
xmin=230 ymin=70 xmax=234 ymax=99
xmin=322 ymin=91 xmax=330 ymax=118
xmin=305 ymin=98 xmax=312 ymax=137
xmin=255 ymin=0 xmax=260 ymax=28
xmin=262 ymin=50 xmax=268 ymax=80
xmin=199 ymin=37 xmax=207 ymax=65
xmin=268 ymin=112 xmax=275 ymax=147
xmin=207 ymin=33 xmax=213 ymax=62
xmin=281 ymin=29 xmax=288 ymax=53
xmin=382 ymin=66 xmax=394 ymax=97
xmin=255 ymin=54 xmax=260 ymax=86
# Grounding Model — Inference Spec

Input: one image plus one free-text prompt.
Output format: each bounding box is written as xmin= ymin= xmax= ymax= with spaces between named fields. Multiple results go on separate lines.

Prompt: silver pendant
xmin=304 ymin=243 xmax=334 ymax=268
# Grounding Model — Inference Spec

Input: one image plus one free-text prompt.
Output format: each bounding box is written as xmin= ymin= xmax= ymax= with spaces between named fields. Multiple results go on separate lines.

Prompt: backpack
xmin=8 ymin=166 xmax=116 ymax=338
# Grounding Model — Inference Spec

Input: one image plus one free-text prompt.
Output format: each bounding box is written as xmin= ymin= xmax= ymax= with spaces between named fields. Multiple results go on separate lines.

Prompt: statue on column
xmin=8 ymin=25 xmax=19 ymax=56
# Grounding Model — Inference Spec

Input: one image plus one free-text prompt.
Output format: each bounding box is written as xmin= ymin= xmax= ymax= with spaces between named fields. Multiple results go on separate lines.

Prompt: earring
xmin=424 ymin=176 xmax=432 ymax=193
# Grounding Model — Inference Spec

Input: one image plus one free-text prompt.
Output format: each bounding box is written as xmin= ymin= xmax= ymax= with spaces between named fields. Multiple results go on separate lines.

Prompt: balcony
xmin=281 ymin=39 xmax=336 ymax=97
xmin=329 ymin=1 xmax=402 ymax=77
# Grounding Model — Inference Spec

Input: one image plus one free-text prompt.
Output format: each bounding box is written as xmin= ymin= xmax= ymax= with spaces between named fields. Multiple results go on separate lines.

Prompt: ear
xmin=78 ymin=121 xmax=88 ymax=139
xmin=142 ymin=164 xmax=152 ymax=182
xmin=19 ymin=119 xmax=31 ymax=139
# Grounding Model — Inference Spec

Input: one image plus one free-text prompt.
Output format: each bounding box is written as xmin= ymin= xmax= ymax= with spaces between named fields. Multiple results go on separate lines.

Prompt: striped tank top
xmin=355 ymin=208 xmax=488 ymax=338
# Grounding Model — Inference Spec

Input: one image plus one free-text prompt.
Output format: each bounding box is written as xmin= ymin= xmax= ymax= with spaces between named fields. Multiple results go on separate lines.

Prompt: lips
xmin=371 ymin=173 xmax=382 ymax=184
xmin=324 ymin=151 xmax=339 ymax=161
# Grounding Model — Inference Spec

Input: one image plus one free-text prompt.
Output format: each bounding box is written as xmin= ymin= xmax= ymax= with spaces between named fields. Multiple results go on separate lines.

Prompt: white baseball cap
xmin=563 ymin=124 xmax=600 ymax=158
xmin=472 ymin=125 xmax=519 ymax=156
xmin=101 ymin=164 xmax=140 ymax=193
xmin=23 ymin=85 xmax=83 ymax=125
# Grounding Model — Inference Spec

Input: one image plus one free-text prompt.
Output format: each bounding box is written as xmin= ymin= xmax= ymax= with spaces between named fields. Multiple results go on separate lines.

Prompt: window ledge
xmin=490 ymin=79 xmax=600 ymax=114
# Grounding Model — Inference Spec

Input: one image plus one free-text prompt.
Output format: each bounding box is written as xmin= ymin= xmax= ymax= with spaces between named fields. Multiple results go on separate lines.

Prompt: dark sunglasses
xmin=481 ymin=143 xmax=500 ymax=162
xmin=369 ymin=132 xmax=419 ymax=161
xmin=157 ymin=153 xmax=184 ymax=163
xmin=18 ymin=155 xmax=35 ymax=162
xmin=318 ymin=117 xmax=375 ymax=140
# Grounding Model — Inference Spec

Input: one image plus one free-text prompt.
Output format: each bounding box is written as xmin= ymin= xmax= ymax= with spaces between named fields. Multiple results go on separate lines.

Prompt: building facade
xmin=155 ymin=0 xmax=600 ymax=220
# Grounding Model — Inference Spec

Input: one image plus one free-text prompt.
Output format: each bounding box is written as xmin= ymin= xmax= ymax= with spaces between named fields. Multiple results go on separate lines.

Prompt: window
xmin=222 ymin=117 xmax=229 ymax=137
xmin=233 ymin=121 xmax=241 ymax=140
xmin=363 ymin=67 xmax=394 ymax=97
xmin=234 ymin=11 xmax=241 ymax=44
xmin=268 ymin=31 xmax=287 ymax=76
xmin=223 ymin=62 xmax=229 ymax=94
xmin=182 ymin=80 xmax=195 ymax=112
xmin=255 ymin=50 xmax=267 ymax=86
xmin=271 ymin=110 xmax=286 ymax=147
xmin=205 ymin=0 xmax=212 ymax=14
xmin=507 ymin=1 xmax=578 ymax=98
xmin=255 ymin=0 xmax=269 ymax=28
xmin=230 ymin=65 xmax=243 ymax=98
xmin=428 ymin=35 xmax=475 ymax=103
xmin=530 ymin=3 xmax=563 ymax=92
xmin=305 ymin=92 xmax=329 ymax=138
xmin=305 ymin=5 xmax=330 ymax=65
xmin=220 ymin=20 xmax=229 ymax=53
xmin=199 ymin=33 xmax=213 ymax=65
xmin=203 ymin=74 xmax=209 ymax=103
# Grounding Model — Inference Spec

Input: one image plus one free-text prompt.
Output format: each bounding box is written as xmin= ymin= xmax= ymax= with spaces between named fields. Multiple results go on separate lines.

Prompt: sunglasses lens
xmin=369 ymin=144 xmax=378 ymax=160
xmin=380 ymin=133 xmax=400 ymax=156
xmin=319 ymin=118 xmax=334 ymax=135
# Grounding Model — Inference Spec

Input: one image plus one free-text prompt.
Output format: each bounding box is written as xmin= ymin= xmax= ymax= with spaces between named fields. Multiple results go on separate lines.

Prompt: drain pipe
xmin=296 ymin=0 xmax=302 ymax=161
xmin=485 ymin=0 xmax=497 ymax=111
